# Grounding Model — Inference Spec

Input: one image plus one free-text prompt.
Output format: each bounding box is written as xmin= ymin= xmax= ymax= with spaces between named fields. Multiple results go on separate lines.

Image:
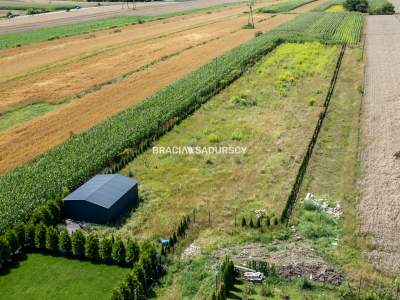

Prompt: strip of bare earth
xmin=360 ymin=15 xmax=400 ymax=274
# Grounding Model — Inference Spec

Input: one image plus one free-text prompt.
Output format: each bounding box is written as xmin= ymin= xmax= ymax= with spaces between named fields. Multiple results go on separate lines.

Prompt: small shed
xmin=63 ymin=174 xmax=138 ymax=224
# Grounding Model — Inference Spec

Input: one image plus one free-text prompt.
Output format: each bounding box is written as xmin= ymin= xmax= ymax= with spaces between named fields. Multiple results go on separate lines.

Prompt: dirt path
xmin=0 ymin=0 xmax=242 ymax=34
xmin=0 ymin=13 xmax=294 ymax=174
xmin=360 ymin=15 xmax=400 ymax=274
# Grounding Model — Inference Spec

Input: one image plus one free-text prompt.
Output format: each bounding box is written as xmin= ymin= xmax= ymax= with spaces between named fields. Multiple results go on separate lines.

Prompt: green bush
xmin=24 ymin=224 xmax=36 ymax=249
xmin=207 ymin=133 xmax=221 ymax=143
xmin=5 ymin=230 xmax=18 ymax=253
xmin=58 ymin=230 xmax=71 ymax=255
xmin=34 ymin=223 xmax=47 ymax=249
xmin=99 ymin=238 xmax=113 ymax=262
xmin=85 ymin=234 xmax=99 ymax=261
xmin=303 ymin=200 xmax=319 ymax=211
xmin=298 ymin=278 xmax=314 ymax=290
xmin=71 ymin=230 xmax=85 ymax=257
xmin=13 ymin=223 xmax=26 ymax=248
xmin=126 ymin=239 xmax=140 ymax=265
xmin=0 ymin=238 xmax=10 ymax=266
xmin=112 ymin=239 xmax=126 ymax=265
xmin=45 ymin=227 xmax=59 ymax=252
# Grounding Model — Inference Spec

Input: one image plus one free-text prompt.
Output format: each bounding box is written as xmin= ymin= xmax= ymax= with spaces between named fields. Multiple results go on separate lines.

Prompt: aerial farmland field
xmin=0 ymin=0 xmax=399 ymax=299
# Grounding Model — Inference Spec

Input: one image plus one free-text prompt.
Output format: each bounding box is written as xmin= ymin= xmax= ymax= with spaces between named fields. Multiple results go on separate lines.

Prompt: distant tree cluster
xmin=344 ymin=0 xmax=369 ymax=12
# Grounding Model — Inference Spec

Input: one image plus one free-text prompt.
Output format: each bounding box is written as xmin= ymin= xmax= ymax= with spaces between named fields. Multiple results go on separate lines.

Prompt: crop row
xmin=257 ymin=0 xmax=317 ymax=13
xmin=312 ymin=0 xmax=345 ymax=11
xmin=269 ymin=12 xmax=364 ymax=45
xmin=0 ymin=12 xmax=365 ymax=233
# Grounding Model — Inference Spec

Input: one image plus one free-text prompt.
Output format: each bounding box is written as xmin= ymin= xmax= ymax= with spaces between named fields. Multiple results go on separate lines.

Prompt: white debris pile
xmin=303 ymin=193 xmax=342 ymax=219
xmin=254 ymin=209 xmax=266 ymax=219
xmin=181 ymin=243 xmax=201 ymax=259
xmin=65 ymin=219 xmax=84 ymax=234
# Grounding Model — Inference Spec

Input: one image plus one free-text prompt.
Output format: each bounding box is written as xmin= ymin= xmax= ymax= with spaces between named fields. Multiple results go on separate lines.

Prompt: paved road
xmin=360 ymin=15 xmax=400 ymax=274
xmin=0 ymin=0 xmax=243 ymax=34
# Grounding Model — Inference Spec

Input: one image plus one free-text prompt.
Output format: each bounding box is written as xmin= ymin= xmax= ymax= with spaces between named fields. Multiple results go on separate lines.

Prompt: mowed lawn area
xmin=0 ymin=253 xmax=128 ymax=300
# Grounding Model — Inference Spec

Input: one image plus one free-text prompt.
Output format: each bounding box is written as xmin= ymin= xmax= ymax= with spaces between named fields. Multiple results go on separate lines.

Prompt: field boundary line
xmin=281 ymin=44 xmax=346 ymax=223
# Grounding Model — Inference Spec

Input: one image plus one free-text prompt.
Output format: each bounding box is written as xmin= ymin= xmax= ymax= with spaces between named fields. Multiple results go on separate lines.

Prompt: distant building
xmin=63 ymin=174 xmax=138 ymax=224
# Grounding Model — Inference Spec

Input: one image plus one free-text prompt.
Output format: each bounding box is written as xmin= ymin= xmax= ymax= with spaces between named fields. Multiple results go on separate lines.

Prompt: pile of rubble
xmin=304 ymin=193 xmax=342 ymax=219
xmin=181 ymin=242 xmax=201 ymax=259
xmin=278 ymin=261 xmax=344 ymax=285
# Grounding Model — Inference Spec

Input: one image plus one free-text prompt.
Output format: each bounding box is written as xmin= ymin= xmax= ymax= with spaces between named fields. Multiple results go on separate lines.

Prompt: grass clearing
xmin=90 ymin=42 xmax=339 ymax=242
xmin=0 ymin=253 xmax=128 ymax=300
xmin=293 ymin=47 xmax=395 ymax=289
xmin=257 ymin=0 xmax=317 ymax=13
xmin=0 ymin=102 xmax=63 ymax=133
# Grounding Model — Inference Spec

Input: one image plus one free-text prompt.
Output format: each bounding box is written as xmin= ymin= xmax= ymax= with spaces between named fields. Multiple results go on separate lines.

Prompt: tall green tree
xmin=58 ymin=230 xmax=72 ymax=255
xmin=24 ymin=223 xmax=36 ymax=249
xmin=112 ymin=239 xmax=126 ymax=265
xmin=85 ymin=234 xmax=99 ymax=261
xmin=5 ymin=230 xmax=18 ymax=253
xmin=71 ymin=230 xmax=85 ymax=257
xmin=13 ymin=223 xmax=26 ymax=248
xmin=126 ymin=239 xmax=140 ymax=265
xmin=45 ymin=227 xmax=59 ymax=252
xmin=99 ymin=238 xmax=113 ymax=262
xmin=0 ymin=238 xmax=10 ymax=267
xmin=34 ymin=223 xmax=47 ymax=249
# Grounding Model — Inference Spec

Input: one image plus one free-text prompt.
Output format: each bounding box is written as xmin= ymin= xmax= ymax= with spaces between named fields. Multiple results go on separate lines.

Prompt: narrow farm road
xmin=360 ymin=15 xmax=400 ymax=274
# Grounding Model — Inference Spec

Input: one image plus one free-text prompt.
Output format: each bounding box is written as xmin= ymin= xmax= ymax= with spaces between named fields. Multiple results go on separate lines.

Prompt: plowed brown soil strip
xmin=0 ymin=13 xmax=294 ymax=174
xmin=360 ymin=15 xmax=400 ymax=274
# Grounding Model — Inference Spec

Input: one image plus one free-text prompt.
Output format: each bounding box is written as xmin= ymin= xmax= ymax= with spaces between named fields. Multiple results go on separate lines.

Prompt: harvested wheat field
xmin=360 ymin=15 xmax=400 ymax=274
xmin=0 ymin=5 xmax=305 ymax=174
xmin=0 ymin=11 xmax=278 ymax=112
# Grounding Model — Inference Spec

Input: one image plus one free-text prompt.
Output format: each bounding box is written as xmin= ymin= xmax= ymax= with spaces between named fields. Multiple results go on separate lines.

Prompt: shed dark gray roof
xmin=64 ymin=174 xmax=138 ymax=209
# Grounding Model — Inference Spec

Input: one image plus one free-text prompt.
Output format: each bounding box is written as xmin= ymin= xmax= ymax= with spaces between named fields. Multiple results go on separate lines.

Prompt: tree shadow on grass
xmin=0 ymin=252 xmax=27 ymax=276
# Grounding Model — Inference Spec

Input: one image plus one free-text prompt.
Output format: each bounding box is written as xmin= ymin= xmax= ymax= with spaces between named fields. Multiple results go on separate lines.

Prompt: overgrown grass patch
xmin=293 ymin=48 xmax=395 ymax=289
xmin=89 ymin=42 xmax=338 ymax=241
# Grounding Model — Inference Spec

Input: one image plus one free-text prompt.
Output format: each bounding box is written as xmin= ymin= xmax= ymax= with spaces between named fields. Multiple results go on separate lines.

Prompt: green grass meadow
xmin=0 ymin=253 xmax=128 ymax=300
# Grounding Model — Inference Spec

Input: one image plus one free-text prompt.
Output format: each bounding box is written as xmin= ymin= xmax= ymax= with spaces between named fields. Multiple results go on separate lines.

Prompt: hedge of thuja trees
xmin=0 ymin=201 xmax=140 ymax=266
xmin=211 ymin=257 xmax=236 ymax=300
xmin=110 ymin=215 xmax=191 ymax=299
xmin=0 ymin=222 xmax=142 ymax=269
